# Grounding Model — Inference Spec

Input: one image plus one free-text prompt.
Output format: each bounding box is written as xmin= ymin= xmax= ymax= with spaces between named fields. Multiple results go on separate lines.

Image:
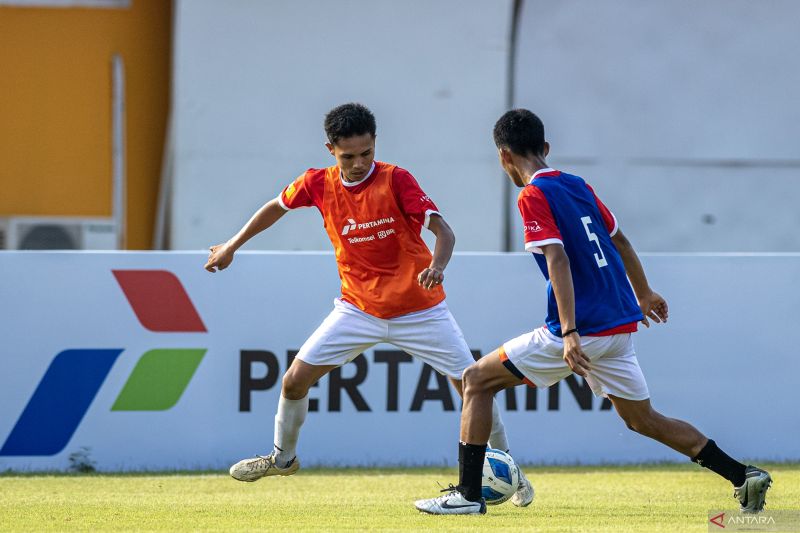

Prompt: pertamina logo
xmin=341 ymin=218 xmax=357 ymax=235
xmin=0 ymin=270 xmax=207 ymax=457
xmin=341 ymin=216 xmax=397 ymax=243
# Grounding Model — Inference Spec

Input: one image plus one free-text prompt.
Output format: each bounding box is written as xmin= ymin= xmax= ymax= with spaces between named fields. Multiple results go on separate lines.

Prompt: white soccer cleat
xmin=229 ymin=453 xmax=300 ymax=482
xmin=511 ymin=465 xmax=534 ymax=507
xmin=414 ymin=486 xmax=487 ymax=515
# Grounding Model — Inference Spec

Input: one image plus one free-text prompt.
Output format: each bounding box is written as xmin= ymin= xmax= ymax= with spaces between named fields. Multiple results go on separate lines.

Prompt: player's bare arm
xmin=611 ymin=230 xmax=668 ymax=327
xmin=204 ymin=198 xmax=288 ymax=273
xmin=417 ymin=214 xmax=455 ymax=290
xmin=542 ymin=243 xmax=592 ymax=377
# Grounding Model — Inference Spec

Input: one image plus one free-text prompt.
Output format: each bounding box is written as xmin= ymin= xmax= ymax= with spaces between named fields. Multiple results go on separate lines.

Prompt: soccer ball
xmin=482 ymin=448 xmax=519 ymax=505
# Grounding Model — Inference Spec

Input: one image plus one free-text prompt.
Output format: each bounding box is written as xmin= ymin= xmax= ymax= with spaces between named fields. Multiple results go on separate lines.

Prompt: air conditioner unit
xmin=0 ymin=216 xmax=118 ymax=250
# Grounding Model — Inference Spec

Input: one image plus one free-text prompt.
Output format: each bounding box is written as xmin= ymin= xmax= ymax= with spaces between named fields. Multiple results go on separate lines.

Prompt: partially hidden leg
xmin=448 ymin=376 xmax=509 ymax=453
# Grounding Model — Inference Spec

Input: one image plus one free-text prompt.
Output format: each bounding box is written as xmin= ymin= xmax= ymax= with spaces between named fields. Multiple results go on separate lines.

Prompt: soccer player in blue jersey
xmin=414 ymin=109 xmax=772 ymax=515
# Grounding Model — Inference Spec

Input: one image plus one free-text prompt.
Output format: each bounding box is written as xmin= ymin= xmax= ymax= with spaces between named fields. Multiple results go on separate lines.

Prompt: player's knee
xmin=623 ymin=416 xmax=645 ymax=434
xmin=461 ymin=363 xmax=479 ymax=386
xmin=281 ymin=371 xmax=310 ymax=400
xmin=622 ymin=411 xmax=658 ymax=437
xmin=462 ymin=364 xmax=491 ymax=395
xmin=623 ymin=418 xmax=641 ymax=433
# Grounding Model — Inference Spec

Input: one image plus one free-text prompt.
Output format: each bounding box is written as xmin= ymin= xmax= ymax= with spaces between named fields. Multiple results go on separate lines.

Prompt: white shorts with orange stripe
xmin=501 ymin=327 xmax=650 ymax=401
xmin=295 ymin=298 xmax=474 ymax=379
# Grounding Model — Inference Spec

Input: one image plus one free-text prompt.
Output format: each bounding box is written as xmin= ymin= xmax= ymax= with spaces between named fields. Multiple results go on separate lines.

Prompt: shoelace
xmin=437 ymin=482 xmax=459 ymax=495
xmin=250 ymin=455 xmax=274 ymax=471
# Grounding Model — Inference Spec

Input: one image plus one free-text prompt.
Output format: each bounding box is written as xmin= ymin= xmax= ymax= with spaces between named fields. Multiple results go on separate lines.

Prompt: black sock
xmin=458 ymin=442 xmax=486 ymax=502
xmin=691 ymin=439 xmax=747 ymax=487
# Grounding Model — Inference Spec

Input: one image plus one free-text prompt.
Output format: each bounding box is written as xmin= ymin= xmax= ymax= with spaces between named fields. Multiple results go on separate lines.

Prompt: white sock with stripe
xmin=273 ymin=395 xmax=308 ymax=467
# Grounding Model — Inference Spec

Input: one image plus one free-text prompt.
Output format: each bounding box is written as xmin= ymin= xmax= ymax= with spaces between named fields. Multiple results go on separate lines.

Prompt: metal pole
xmin=111 ymin=54 xmax=126 ymax=249
xmin=502 ymin=0 xmax=524 ymax=252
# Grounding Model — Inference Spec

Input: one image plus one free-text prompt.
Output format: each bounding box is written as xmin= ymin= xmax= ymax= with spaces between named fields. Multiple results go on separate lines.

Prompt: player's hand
xmin=205 ymin=242 xmax=235 ymax=273
xmin=563 ymin=334 xmax=591 ymax=377
xmin=417 ymin=267 xmax=444 ymax=290
xmin=638 ymin=290 xmax=668 ymax=327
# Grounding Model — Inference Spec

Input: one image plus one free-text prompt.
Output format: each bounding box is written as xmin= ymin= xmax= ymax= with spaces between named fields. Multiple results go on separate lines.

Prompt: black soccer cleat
xmin=734 ymin=465 xmax=772 ymax=513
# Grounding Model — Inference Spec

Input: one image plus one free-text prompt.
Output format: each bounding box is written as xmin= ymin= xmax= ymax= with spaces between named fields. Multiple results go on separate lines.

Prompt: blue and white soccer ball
xmin=482 ymin=448 xmax=519 ymax=505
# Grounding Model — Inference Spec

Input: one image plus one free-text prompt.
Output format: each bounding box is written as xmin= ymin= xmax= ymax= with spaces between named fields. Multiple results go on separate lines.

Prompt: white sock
xmin=488 ymin=399 xmax=510 ymax=452
xmin=273 ymin=395 xmax=309 ymax=466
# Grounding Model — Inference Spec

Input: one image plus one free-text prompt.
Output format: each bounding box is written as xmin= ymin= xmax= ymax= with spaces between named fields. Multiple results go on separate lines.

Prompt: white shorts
xmin=295 ymin=298 xmax=475 ymax=379
xmin=502 ymin=327 xmax=650 ymax=401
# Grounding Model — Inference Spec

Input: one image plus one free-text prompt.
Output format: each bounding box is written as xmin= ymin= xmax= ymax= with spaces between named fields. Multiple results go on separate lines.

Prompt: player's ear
xmin=542 ymin=142 xmax=550 ymax=157
xmin=325 ymin=142 xmax=335 ymax=156
xmin=499 ymin=147 xmax=512 ymax=166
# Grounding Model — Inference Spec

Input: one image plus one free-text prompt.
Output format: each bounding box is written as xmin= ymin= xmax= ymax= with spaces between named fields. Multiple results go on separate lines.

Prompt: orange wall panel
xmin=0 ymin=0 xmax=171 ymax=249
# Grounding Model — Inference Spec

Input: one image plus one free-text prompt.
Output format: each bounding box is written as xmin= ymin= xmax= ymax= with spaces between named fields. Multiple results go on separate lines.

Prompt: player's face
xmin=326 ymin=133 xmax=376 ymax=182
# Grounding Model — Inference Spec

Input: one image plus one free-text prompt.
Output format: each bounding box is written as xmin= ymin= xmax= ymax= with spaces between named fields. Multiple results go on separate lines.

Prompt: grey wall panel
xmin=171 ymin=0 xmax=513 ymax=251
xmin=513 ymin=0 xmax=800 ymax=251
xmin=509 ymin=161 xmax=800 ymax=252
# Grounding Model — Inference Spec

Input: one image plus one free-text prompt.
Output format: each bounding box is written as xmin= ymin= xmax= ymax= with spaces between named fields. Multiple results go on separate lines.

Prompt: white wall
xmin=512 ymin=0 xmax=800 ymax=252
xmin=170 ymin=0 xmax=513 ymax=252
xmin=1 ymin=251 xmax=797 ymax=470
xmin=169 ymin=0 xmax=800 ymax=254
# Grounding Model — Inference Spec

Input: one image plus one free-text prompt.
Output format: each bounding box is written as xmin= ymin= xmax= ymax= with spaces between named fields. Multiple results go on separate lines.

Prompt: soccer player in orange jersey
xmin=204 ymin=103 xmax=533 ymax=506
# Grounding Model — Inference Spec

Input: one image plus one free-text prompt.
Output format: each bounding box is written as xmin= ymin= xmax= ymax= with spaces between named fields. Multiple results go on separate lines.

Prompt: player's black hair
xmin=493 ymin=109 xmax=546 ymax=157
xmin=324 ymin=103 xmax=377 ymax=145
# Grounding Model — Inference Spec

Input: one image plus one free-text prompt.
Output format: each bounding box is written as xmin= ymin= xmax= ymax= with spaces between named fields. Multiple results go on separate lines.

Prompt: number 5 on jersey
xmin=581 ymin=216 xmax=608 ymax=268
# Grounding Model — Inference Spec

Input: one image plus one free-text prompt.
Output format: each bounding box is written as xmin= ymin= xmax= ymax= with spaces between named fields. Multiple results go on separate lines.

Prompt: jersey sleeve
xmin=277 ymin=170 xmax=322 ymax=210
xmin=391 ymin=167 xmax=441 ymax=228
xmin=585 ymin=183 xmax=618 ymax=236
xmin=518 ymin=186 xmax=562 ymax=253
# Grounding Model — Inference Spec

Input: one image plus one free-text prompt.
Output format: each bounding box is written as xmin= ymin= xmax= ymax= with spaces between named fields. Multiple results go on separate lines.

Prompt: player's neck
xmin=339 ymin=162 xmax=376 ymax=185
xmin=518 ymin=157 xmax=549 ymax=183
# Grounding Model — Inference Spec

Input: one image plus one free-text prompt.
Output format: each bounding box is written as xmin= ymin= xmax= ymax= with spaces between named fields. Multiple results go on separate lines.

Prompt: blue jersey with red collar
xmin=518 ymin=168 xmax=643 ymax=336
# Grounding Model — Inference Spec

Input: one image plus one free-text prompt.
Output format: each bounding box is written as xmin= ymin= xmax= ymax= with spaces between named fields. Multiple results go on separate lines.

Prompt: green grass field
xmin=1 ymin=464 xmax=797 ymax=532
